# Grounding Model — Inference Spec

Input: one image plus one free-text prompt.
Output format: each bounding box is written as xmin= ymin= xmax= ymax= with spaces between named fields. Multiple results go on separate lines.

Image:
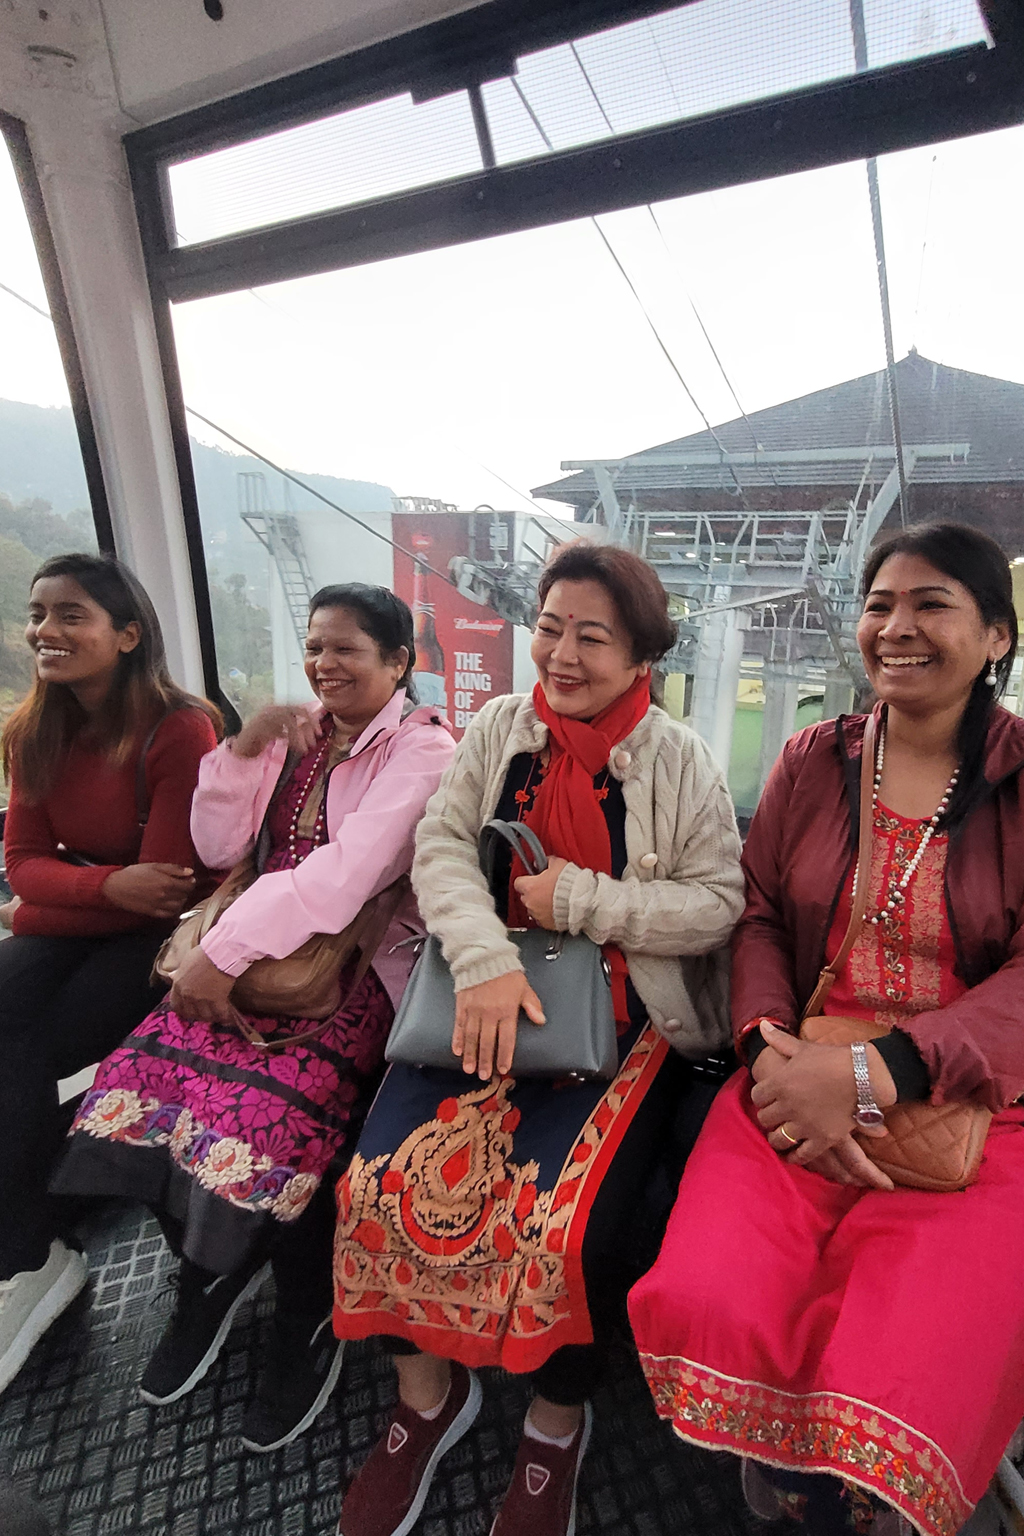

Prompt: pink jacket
xmin=189 ymin=690 xmax=455 ymax=1006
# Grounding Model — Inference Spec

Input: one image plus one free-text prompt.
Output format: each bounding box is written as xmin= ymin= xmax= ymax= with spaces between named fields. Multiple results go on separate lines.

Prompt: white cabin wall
xmin=97 ymin=0 xmax=488 ymax=125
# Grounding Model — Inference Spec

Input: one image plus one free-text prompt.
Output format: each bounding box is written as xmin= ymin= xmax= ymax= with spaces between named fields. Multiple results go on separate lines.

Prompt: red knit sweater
xmin=5 ymin=707 xmax=219 ymax=938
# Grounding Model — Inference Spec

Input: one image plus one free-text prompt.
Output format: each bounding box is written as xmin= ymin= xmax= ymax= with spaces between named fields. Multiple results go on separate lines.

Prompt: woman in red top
xmin=629 ymin=523 xmax=1024 ymax=1536
xmin=0 ymin=552 xmax=219 ymax=1394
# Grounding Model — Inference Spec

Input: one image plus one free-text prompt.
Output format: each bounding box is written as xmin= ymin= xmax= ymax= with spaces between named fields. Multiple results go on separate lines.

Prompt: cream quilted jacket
xmin=411 ymin=692 xmax=745 ymax=1055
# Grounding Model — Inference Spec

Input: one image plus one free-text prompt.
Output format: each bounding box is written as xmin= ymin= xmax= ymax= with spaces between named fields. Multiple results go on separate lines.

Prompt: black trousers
xmin=0 ymin=930 xmax=167 ymax=1278
xmin=388 ymin=1050 xmax=716 ymax=1406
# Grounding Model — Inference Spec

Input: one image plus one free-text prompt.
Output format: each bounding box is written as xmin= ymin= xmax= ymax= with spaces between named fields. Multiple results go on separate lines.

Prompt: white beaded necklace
xmin=862 ymin=717 xmax=960 ymax=926
xmin=286 ymin=734 xmax=332 ymax=867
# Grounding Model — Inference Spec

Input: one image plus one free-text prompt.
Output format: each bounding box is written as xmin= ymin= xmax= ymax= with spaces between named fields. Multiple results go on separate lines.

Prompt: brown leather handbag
xmin=153 ymin=854 xmax=409 ymax=1051
xmin=799 ymin=712 xmax=991 ymax=1192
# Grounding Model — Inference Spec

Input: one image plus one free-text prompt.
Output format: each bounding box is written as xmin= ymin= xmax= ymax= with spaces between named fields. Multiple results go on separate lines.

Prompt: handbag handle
xmin=478 ymin=818 xmax=548 ymax=896
xmin=802 ymin=710 xmax=877 ymax=1020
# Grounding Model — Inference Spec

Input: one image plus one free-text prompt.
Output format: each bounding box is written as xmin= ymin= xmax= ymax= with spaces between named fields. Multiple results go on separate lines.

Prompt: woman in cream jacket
xmin=332 ymin=541 xmax=743 ymax=1536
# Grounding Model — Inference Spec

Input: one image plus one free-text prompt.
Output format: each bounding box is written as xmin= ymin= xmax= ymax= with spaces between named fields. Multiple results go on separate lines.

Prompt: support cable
xmin=0 ymin=278 xmax=51 ymax=320
xmin=850 ymin=0 xmax=909 ymax=528
xmin=510 ymin=75 xmax=749 ymax=507
xmin=570 ymin=42 xmax=760 ymax=449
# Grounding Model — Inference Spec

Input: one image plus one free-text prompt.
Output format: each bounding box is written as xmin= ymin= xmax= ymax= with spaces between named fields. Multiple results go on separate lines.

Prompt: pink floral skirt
xmin=54 ymin=964 xmax=394 ymax=1273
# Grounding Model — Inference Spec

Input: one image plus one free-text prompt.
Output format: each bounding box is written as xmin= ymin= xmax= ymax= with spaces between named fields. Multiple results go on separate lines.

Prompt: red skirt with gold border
xmin=628 ymin=1072 xmax=1024 ymax=1536
xmin=333 ymin=1021 xmax=667 ymax=1374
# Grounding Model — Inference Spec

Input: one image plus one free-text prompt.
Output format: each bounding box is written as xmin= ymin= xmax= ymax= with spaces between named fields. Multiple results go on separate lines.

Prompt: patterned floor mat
xmin=0 ymin=1203 xmax=762 ymax=1536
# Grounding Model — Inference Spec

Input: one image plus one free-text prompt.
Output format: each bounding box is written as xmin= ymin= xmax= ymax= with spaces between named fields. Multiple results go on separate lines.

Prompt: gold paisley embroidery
xmin=334 ymin=1030 xmax=663 ymax=1360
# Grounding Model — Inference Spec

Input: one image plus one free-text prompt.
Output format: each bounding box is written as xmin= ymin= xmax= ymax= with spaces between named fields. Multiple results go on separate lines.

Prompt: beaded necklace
xmin=286 ymin=733 xmax=332 ymax=867
xmin=861 ymin=717 xmax=959 ymax=927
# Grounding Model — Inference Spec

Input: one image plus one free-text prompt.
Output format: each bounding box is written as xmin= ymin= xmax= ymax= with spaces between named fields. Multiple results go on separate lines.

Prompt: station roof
xmin=533 ymin=351 xmax=1024 ymax=509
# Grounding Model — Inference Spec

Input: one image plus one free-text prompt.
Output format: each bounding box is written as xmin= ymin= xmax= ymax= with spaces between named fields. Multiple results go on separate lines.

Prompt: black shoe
xmin=240 ymin=1310 xmax=344 ymax=1451
xmin=139 ymin=1261 xmax=268 ymax=1405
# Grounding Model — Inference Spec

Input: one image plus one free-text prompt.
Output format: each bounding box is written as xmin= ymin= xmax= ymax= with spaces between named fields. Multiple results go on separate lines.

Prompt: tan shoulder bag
xmin=153 ymin=857 xmax=409 ymax=1051
xmin=799 ymin=712 xmax=991 ymax=1192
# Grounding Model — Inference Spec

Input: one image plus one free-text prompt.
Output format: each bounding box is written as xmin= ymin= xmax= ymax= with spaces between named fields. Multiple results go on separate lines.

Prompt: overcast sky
xmin=2 ymin=0 xmax=1022 ymax=523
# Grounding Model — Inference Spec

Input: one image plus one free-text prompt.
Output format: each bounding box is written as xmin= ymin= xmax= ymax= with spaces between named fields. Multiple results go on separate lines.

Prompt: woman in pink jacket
xmin=54 ymin=584 xmax=455 ymax=1451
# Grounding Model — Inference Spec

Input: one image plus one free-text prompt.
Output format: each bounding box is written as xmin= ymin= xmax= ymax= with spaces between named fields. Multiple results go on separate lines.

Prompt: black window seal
xmin=139 ymin=40 xmax=1024 ymax=304
xmin=124 ymin=0 xmax=694 ymax=167
xmin=0 ymin=109 xmax=115 ymax=554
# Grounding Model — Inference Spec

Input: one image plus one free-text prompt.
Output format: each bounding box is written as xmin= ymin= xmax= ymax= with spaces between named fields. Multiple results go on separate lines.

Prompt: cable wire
xmin=0 ymin=279 xmax=51 ymax=320
xmin=569 ymin=41 xmax=765 ymax=463
xmin=510 ymin=75 xmax=748 ymax=505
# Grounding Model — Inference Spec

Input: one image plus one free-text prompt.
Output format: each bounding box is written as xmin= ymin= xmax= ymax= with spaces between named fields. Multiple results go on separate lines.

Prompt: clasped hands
xmin=751 ymin=1022 xmax=898 ymax=1190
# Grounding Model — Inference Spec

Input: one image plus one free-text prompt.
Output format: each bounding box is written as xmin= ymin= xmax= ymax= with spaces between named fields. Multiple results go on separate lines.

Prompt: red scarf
xmin=510 ymin=673 xmax=651 ymax=1023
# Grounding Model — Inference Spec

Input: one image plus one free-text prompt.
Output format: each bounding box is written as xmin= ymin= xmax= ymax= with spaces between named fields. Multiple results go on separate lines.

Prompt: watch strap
xmin=851 ymin=1040 xmax=885 ymax=1128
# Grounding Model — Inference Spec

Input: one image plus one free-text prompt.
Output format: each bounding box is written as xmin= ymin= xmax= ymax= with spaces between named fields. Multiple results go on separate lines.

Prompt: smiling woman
xmin=329 ymin=539 xmax=743 ymax=1536
xmin=0 ymin=553 xmax=220 ymax=1396
xmin=53 ymin=581 xmax=455 ymax=1453
xmin=629 ymin=526 xmax=1024 ymax=1536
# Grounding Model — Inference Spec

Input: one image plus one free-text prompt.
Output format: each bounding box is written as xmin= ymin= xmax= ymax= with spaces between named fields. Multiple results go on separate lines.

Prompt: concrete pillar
xmin=822 ymin=675 xmax=856 ymax=720
xmin=690 ymin=608 xmax=745 ymax=772
xmin=758 ymin=668 xmax=800 ymax=796
xmin=2 ymin=5 xmax=205 ymax=691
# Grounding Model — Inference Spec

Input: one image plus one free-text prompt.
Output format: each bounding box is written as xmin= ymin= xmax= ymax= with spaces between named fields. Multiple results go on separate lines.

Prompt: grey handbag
xmin=385 ymin=819 xmax=619 ymax=1080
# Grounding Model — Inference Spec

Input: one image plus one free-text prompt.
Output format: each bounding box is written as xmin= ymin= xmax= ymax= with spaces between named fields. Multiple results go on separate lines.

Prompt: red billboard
xmin=392 ymin=509 xmax=515 ymax=741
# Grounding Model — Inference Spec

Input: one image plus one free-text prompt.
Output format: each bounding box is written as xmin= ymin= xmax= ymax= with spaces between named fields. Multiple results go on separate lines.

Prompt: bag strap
xmin=239 ymin=874 xmax=411 ymax=1052
xmin=479 ymin=818 xmax=548 ymax=894
xmin=802 ymin=710 xmax=877 ymax=1020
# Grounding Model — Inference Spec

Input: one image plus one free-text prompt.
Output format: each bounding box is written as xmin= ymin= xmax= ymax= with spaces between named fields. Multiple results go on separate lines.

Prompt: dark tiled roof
xmin=533 ymin=352 xmax=1024 ymax=506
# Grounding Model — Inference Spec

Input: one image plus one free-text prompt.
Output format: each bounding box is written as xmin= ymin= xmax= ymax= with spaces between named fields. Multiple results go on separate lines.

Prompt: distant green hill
xmin=0 ymin=398 xmax=395 ymax=597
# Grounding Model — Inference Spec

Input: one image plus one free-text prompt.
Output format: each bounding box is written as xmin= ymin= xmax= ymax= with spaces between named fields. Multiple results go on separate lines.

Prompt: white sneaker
xmin=0 ymin=1239 xmax=88 ymax=1393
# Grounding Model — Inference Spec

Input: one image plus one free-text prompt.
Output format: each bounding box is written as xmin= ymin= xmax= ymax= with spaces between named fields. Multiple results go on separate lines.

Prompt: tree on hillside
xmin=0 ymin=493 xmax=96 ymax=561
xmin=0 ymin=532 xmax=37 ymax=691
xmin=208 ymin=573 xmax=274 ymax=716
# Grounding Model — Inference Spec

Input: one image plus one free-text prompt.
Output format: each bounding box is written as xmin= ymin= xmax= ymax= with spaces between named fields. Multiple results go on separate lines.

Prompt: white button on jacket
xmin=639 ymin=852 xmax=658 ymax=869
xmin=613 ymin=750 xmax=632 ymax=769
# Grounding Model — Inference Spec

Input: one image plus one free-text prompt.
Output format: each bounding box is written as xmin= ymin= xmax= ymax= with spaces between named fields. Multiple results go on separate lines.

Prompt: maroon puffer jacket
xmin=732 ymin=704 xmax=1024 ymax=1110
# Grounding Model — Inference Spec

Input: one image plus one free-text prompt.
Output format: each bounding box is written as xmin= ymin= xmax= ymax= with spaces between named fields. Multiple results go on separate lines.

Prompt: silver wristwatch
xmin=851 ymin=1041 xmax=885 ymax=1128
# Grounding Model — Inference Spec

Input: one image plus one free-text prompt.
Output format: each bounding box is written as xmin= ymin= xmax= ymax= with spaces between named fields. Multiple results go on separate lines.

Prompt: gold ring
xmin=778 ymin=1124 xmax=801 ymax=1145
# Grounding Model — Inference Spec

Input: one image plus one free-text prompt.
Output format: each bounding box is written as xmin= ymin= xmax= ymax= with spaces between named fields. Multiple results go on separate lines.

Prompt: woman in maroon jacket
xmin=629 ymin=524 xmax=1024 ymax=1536
xmin=0 ymin=553 xmax=218 ymax=1395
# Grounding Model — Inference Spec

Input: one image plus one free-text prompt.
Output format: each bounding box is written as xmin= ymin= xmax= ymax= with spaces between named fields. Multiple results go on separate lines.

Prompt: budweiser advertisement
xmin=392 ymin=510 xmax=514 ymax=741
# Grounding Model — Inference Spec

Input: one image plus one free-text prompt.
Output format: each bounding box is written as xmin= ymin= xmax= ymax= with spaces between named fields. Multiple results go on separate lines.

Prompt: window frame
xmin=123 ymin=0 xmax=1024 ymax=703
xmin=1 ymin=110 xmax=115 ymax=555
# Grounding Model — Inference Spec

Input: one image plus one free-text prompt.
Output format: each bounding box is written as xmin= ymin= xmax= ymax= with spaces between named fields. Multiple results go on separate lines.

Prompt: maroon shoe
xmin=338 ymin=1362 xmax=482 ymax=1536
xmin=490 ymin=1403 xmax=593 ymax=1536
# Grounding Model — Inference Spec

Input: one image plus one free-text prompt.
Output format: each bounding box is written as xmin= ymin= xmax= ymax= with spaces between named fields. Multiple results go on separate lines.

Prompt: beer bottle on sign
xmin=411 ymin=544 xmax=447 ymax=710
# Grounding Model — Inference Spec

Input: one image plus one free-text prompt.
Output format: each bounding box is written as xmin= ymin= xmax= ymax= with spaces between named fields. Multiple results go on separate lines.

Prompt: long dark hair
xmin=308 ymin=583 xmax=417 ymax=701
xmin=2 ymin=553 xmax=222 ymax=801
xmin=862 ymin=522 xmax=1018 ymax=819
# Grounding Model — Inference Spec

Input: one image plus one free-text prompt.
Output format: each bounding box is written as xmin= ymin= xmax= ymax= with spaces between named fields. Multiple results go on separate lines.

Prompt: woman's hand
xmin=513 ymin=857 xmax=569 ymax=931
xmin=801 ymin=1138 xmax=895 ymax=1191
xmin=750 ymin=1023 xmax=897 ymax=1166
xmin=168 ymin=945 xmax=238 ymax=1025
xmin=102 ymin=863 xmax=196 ymax=919
xmin=453 ymin=971 xmax=546 ymax=1080
xmin=232 ymin=705 xmax=321 ymax=760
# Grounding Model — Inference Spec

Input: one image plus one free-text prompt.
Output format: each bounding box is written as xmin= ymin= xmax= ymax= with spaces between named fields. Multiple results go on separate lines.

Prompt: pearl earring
xmin=986 ymin=660 xmax=999 ymax=688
